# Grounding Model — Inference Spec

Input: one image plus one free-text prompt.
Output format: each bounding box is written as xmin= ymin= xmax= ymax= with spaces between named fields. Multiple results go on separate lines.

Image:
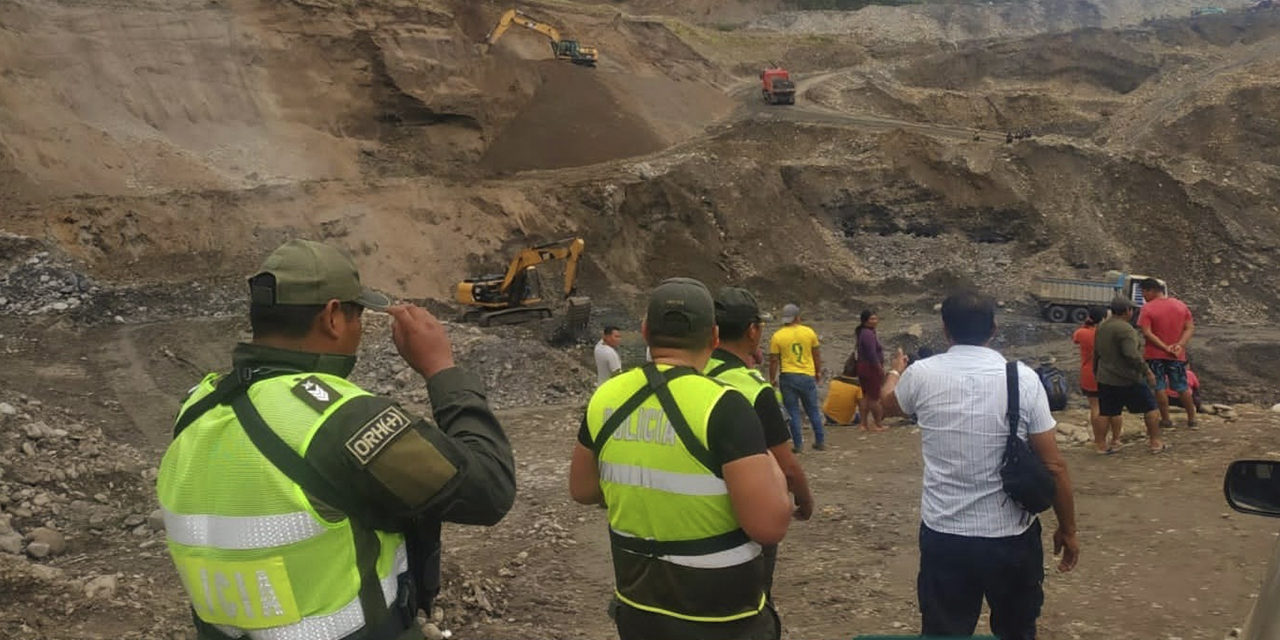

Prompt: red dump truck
xmin=760 ymin=67 xmax=795 ymax=105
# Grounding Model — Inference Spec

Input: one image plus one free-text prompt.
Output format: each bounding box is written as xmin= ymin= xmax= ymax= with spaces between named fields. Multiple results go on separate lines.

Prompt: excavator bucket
xmin=547 ymin=296 xmax=592 ymax=346
xmin=563 ymin=295 xmax=592 ymax=339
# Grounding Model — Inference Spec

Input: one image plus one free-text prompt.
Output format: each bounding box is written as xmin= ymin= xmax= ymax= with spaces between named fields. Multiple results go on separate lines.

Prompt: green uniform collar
xmin=232 ymin=343 xmax=358 ymax=380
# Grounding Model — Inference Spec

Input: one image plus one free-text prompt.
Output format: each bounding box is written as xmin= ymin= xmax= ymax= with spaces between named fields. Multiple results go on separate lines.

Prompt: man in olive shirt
xmin=158 ymin=240 xmax=516 ymax=640
xmin=1094 ymin=296 xmax=1167 ymax=454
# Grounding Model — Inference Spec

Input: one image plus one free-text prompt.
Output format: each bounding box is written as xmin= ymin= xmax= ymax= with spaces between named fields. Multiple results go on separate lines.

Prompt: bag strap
xmin=1006 ymin=361 xmax=1020 ymax=437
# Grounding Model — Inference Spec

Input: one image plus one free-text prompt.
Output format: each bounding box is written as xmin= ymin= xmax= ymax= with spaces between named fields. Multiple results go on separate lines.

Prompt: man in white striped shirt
xmin=882 ymin=290 xmax=1078 ymax=640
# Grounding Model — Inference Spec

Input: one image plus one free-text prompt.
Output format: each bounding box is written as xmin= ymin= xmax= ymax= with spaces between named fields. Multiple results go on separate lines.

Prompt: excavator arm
xmin=486 ymin=9 xmax=562 ymax=45
xmin=497 ymin=237 xmax=584 ymax=298
xmin=515 ymin=11 xmax=563 ymax=43
xmin=485 ymin=9 xmax=516 ymax=44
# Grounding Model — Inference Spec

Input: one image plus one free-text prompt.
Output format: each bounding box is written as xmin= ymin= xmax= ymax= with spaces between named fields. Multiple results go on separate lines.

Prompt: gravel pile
xmin=0 ymin=235 xmax=241 ymax=325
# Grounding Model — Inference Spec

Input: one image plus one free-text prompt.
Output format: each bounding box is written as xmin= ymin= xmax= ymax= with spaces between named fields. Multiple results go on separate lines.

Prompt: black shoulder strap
xmin=707 ymin=360 xmax=737 ymax=378
xmin=171 ymin=368 xmax=299 ymax=439
xmin=1006 ymin=361 xmax=1020 ymax=437
xmin=229 ymin=392 xmax=377 ymax=524
xmin=591 ymin=364 xmax=696 ymax=452
xmin=172 ymin=374 xmax=246 ymax=438
xmin=643 ymin=365 xmax=719 ymax=473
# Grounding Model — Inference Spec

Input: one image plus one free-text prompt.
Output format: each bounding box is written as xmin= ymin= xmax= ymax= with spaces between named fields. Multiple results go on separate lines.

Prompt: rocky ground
xmin=3 ymin=0 xmax=1280 ymax=637
xmin=2 ymin=288 xmax=1280 ymax=639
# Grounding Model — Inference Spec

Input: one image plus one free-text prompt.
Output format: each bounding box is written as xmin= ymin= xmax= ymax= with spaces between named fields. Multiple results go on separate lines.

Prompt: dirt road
xmin=739 ymin=70 xmax=1009 ymax=142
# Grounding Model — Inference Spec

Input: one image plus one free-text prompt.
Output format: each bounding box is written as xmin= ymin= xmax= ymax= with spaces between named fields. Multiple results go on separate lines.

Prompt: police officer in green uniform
xmin=705 ymin=287 xmax=815 ymax=598
xmin=569 ymin=277 xmax=793 ymax=640
xmin=157 ymin=239 xmax=516 ymax=640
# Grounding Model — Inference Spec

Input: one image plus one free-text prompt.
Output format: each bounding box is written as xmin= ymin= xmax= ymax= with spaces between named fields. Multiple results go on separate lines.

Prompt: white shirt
xmin=895 ymin=345 xmax=1057 ymax=538
xmin=594 ymin=340 xmax=622 ymax=384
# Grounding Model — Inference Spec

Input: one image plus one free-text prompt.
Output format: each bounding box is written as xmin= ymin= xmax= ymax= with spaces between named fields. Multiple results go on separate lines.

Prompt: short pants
xmin=1146 ymin=359 xmax=1189 ymax=393
xmin=1080 ymin=388 xmax=1098 ymax=398
xmin=1097 ymin=382 xmax=1158 ymax=417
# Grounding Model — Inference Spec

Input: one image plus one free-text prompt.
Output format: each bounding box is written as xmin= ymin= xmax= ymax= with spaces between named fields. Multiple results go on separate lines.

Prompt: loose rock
xmin=26 ymin=527 xmax=67 ymax=555
xmin=25 ymin=542 xmax=51 ymax=558
xmin=0 ymin=532 xmax=23 ymax=555
xmin=422 ymin=623 xmax=445 ymax=640
xmin=148 ymin=509 xmax=167 ymax=531
xmin=85 ymin=574 xmax=118 ymax=599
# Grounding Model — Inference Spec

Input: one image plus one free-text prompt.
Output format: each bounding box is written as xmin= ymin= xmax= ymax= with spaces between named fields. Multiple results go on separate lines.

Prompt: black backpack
xmin=1035 ymin=364 xmax=1068 ymax=411
xmin=1001 ymin=362 xmax=1057 ymax=515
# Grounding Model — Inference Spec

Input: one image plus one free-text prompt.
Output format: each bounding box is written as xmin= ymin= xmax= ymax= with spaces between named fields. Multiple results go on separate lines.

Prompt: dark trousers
xmin=762 ymin=543 xmax=777 ymax=600
xmin=613 ymin=600 xmax=780 ymax=640
xmin=917 ymin=520 xmax=1045 ymax=640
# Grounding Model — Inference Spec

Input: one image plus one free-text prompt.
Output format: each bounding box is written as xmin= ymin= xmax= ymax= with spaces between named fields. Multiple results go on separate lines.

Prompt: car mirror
xmin=1224 ymin=460 xmax=1280 ymax=518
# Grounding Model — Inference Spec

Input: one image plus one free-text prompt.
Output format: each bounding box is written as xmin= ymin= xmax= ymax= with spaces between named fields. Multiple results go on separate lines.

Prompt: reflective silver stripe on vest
xmin=663 ymin=541 xmax=762 ymax=569
xmin=611 ymin=529 xmax=761 ymax=569
xmin=163 ymin=510 xmax=327 ymax=550
xmin=599 ymin=462 xmax=728 ymax=496
xmin=213 ymin=544 xmax=410 ymax=640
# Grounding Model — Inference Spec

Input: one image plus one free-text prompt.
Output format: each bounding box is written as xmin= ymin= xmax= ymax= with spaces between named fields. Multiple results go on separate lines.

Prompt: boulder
xmin=25 ymin=527 xmax=66 ymax=555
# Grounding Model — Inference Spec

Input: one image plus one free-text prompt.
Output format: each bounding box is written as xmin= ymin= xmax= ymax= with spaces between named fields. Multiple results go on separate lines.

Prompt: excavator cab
xmin=554 ymin=40 xmax=598 ymax=66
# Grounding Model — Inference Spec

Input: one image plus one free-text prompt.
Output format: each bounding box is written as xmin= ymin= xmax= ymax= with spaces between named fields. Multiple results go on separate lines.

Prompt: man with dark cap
xmin=157 ymin=239 xmax=516 ymax=640
xmin=1095 ymin=295 xmax=1168 ymax=453
xmin=570 ymin=277 xmax=792 ymax=640
xmin=705 ymin=287 xmax=815 ymax=598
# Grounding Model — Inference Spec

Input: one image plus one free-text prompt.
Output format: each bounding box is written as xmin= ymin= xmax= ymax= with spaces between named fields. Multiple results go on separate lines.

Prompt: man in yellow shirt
xmin=769 ymin=304 xmax=826 ymax=452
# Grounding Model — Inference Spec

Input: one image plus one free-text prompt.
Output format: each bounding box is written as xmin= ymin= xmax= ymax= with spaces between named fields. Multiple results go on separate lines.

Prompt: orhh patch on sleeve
xmin=291 ymin=376 xmax=343 ymax=413
xmin=345 ymin=406 xmax=411 ymax=466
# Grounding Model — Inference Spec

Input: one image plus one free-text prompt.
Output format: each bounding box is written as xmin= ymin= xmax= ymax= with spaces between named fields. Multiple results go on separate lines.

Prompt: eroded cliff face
xmin=1 ymin=0 xmax=1278 ymax=321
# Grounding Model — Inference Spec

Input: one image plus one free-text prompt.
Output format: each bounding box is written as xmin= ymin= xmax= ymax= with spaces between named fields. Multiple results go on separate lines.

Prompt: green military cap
xmin=647 ymin=277 xmax=714 ymax=337
xmin=1109 ymin=294 xmax=1135 ymax=314
xmin=714 ymin=287 xmax=762 ymax=325
xmin=249 ymin=239 xmax=391 ymax=311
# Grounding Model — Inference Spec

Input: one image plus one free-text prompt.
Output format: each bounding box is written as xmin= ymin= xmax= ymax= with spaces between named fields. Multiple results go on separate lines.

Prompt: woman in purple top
xmin=855 ymin=310 xmax=887 ymax=432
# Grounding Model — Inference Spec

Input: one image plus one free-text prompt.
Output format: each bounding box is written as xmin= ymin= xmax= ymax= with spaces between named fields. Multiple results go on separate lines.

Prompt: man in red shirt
xmin=1137 ymin=278 xmax=1197 ymax=429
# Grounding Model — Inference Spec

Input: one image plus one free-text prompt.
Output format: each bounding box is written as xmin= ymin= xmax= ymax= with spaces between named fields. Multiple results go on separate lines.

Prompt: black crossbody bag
xmin=999 ymin=362 xmax=1057 ymax=515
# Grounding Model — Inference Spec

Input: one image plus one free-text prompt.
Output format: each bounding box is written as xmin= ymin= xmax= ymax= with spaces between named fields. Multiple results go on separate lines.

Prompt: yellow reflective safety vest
xmin=585 ymin=363 xmax=767 ymax=622
xmin=705 ymin=352 xmax=772 ymax=406
xmin=157 ymin=372 xmax=409 ymax=640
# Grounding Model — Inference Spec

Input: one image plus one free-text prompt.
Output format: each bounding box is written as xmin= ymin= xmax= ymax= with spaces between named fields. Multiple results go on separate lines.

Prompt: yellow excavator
xmin=455 ymin=237 xmax=592 ymax=331
xmin=485 ymin=8 xmax=599 ymax=67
